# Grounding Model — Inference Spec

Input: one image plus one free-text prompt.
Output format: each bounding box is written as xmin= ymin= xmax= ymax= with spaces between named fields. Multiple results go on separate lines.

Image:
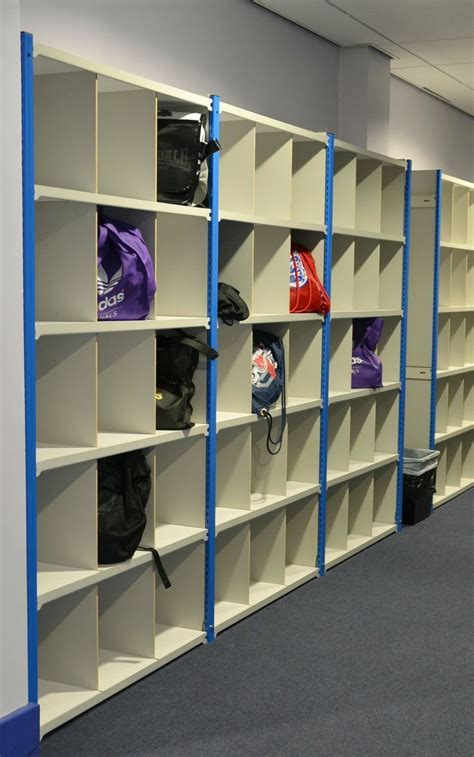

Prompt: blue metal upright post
xmin=395 ymin=159 xmax=412 ymax=529
xmin=429 ymin=171 xmax=443 ymax=450
xmin=317 ymin=133 xmax=335 ymax=577
xmin=21 ymin=31 xmax=38 ymax=704
xmin=204 ymin=94 xmax=220 ymax=642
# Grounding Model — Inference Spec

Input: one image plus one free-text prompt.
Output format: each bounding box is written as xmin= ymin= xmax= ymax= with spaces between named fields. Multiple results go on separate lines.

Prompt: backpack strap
xmin=258 ymin=340 xmax=287 ymax=456
xmin=179 ymin=334 xmax=219 ymax=360
xmin=203 ymin=139 xmax=222 ymax=159
xmin=138 ymin=546 xmax=171 ymax=589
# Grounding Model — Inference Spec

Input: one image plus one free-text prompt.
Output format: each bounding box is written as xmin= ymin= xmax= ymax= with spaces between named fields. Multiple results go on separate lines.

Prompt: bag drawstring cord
xmin=258 ymin=346 xmax=287 ymax=456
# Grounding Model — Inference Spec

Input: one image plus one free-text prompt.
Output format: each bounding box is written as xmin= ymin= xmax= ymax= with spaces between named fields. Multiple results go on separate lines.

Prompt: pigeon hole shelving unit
xmin=29 ymin=42 xmax=213 ymax=737
xmin=213 ymin=103 xmax=327 ymax=632
xmin=406 ymin=171 xmax=474 ymax=508
xmin=321 ymin=139 xmax=409 ymax=570
xmin=20 ymin=36 xmax=410 ymax=743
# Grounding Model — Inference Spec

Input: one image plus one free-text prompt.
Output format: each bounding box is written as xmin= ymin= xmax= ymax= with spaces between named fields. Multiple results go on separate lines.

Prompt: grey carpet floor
xmin=41 ymin=490 xmax=473 ymax=756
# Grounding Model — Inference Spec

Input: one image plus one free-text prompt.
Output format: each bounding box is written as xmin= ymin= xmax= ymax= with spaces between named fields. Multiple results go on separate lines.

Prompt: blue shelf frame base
xmin=429 ymin=170 xmax=443 ymax=450
xmin=0 ymin=703 xmax=40 ymax=757
xmin=395 ymin=159 xmax=413 ymax=530
xmin=317 ymin=132 xmax=335 ymax=577
xmin=204 ymin=94 xmax=220 ymax=642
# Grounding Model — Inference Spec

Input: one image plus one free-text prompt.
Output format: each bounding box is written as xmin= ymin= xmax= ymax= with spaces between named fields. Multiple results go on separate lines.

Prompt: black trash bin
xmin=402 ymin=448 xmax=440 ymax=525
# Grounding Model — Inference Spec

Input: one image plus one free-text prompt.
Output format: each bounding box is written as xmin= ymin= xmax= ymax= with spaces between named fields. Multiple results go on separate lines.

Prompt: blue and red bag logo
xmin=289 ymin=252 xmax=308 ymax=289
xmin=252 ymin=347 xmax=278 ymax=388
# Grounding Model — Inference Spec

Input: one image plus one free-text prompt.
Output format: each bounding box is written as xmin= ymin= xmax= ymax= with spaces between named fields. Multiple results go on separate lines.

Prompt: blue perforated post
xmin=429 ymin=171 xmax=443 ymax=450
xmin=21 ymin=31 xmax=38 ymax=704
xmin=204 ymin=95 xmax=220 ymax=642
xmin=395 ymin=159 xmax=412 ymax=530
xmin=317 ymin=133 xmax=335 ymax=577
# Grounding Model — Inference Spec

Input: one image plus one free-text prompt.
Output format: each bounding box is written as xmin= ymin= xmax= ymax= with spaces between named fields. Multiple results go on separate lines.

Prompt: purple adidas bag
xmin=351 ymin=318 xmax=384 ymax=389
xmin=98 ymin=217 xmax=156 ymax=320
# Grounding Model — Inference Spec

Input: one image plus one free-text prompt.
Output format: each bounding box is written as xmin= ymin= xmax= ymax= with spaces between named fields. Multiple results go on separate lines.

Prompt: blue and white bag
xmin=251 ymin=330 xmax=286 ymax=455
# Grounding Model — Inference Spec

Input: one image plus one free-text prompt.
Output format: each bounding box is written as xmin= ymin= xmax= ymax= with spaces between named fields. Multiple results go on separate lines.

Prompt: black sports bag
xmin=157 ymin=112 xmax=220 ymax=206
xmin=156 ymin=331 xmax=218 ymax=430
xmin=218 ymin=282 xmax=250 ymax=325
xmin=98 ymin=451 xmax=170 ymax=587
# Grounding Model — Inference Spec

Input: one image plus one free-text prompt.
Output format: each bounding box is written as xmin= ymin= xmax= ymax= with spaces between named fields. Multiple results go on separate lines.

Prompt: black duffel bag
xmin=156 ymin=330 xmax=218 ymax=430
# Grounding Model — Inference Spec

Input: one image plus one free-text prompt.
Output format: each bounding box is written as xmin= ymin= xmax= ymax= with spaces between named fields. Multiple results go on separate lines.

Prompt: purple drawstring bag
xmin=351 ymin=318 xmax=384 ymax=389
xmin=98 ymin=216 xmax=156 ymax=320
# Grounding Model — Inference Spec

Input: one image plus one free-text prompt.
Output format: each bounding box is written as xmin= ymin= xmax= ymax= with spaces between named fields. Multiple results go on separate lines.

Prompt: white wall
xmin=0 ymin=0 xmax=29 ymax=718
xmin=390 ymin=75 xmax=474 ymax=181
xmin=20 ymin=0 xmax=340 ymax=132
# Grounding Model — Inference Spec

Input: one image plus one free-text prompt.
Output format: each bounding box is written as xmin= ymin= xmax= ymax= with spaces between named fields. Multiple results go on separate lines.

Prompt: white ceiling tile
xmin=398 ymin=38 xmax=474 ymax=66
xmin=332 ymin=1 xmax=473 ymax=42
xmin=394 ymin=66 xmax=474 ymax=113
xmin=439 ymin=62 xmax=474 ymax=88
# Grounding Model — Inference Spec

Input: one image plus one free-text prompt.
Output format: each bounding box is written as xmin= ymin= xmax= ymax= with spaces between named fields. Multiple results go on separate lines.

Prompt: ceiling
xmin=252 ymin=0 xmax=474 ymax=115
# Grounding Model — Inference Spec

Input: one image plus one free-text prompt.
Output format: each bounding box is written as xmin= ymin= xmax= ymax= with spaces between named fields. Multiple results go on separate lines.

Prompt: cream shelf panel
xmin=35 ymin=184 xmax=210 ymax=218
xmin=255 ymin=131 xmax=292 ymax=220
xmin=291 ymin=140 xmax=326 ymax=227
xmin=435 ymin=377 xmax=449 ymax=434
xmin=464 ymin=373 xmax=474 ymax=422
xmin=381 ymin=165 xmax=405 ymax=237
xmin=285 ymin=496 xmax=318 ymax=572
xmin=326 ymin=453 xmax=399 ymax=489
xmin=327 ymin=402 xmax=351 ymax=474
xmin=348 ymin=474 xmax=374 ymax=541
xmin=37 ymin=334 xmax=97 ymax=448
xmin=37 ymin=462 xmax=97 ymax=576
xmin=287 ymin=409 xmax=320 ymax=486
xmin=34 ymin=43 xmax=210 ymax=107
xmin=155 ymin=214 xmax=208 ymax=318
xmin=34 ymin=69 xmax=97 ymax=192
xmin=219 ymin=221 xmax=254 ymax=312
xmin=355 ymin=158 xmax=382 ymax=233
xmin=36 ymin=424 xmax=208 ymax=475
xmin=220 ymin=120 xmax=256 ymax=215
xmin=379 ymin=241 xmax=403 ymax=311
xmin=440 ymin=181 xmax=453 ymax=244
xmin=98 ymin=89 xmax=156 ymax=201
xmin=251 ymin=417 xmax=288 ymax=499
xmin=375 ymin=391 xmax=399 ymax=457
xmin=353 ymin=238 xmax=380 ymax=311
xmin=36 ymin=201 xmax=96 ymax=322
xmin=333 ymin=227 xmax=404 ymax=244
xmin=216 ymin=411 xmax=256 ymax=432
xmin=329 ymin=319 xmax=352 ymax=394
xmin=253 ymin=226 xmax=291 ymax=315
xmin=331 ymin=236 xmax=354 ymax=312
xmin=98 ymin=332 xmax=155 ymax=435
xmin=36 ymin=316 xmax=210 ymax=338
xmin=329 ymin=382 xmax=400 ymax=405
xmin=154 ymin=436 xmax=206 ymax=538
xmin=218 ymin=323 xmax=252 ymax=415
xmin=216 ymin=482 xmax=319 ymax=535
xmin=378 ymin=317 xmax=402 ymax=384
xmin=373 ymin=463 xmax=397 ymax=526
xmin=333 ymin=152 xmax=356 ymax=229
xmin=452 ymin=185 xmax=469 ymax=245
xmin=215 ymin=524 xmax=250 ymax=632
xmin=38 ymin=588 xmax=99 ymax=734
xmin=155 ymin=543 xmax=205 ymax=657
xmin=288 ymin=321 xmax=322 ymax=401
xmin=217 ymin=425 xmax=252 ymax=512
xmin=98 ymin=564 xmax=155 ymax=691
xmin=350 ymin=396 xmax=376 ymax=463
xmin=250 ymin=510 xmax=286 ymax=595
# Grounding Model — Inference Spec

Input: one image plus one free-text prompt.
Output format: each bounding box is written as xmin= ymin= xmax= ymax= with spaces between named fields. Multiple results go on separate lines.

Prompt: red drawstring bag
xmin=289 ymin=243 xmax=330 ymax=314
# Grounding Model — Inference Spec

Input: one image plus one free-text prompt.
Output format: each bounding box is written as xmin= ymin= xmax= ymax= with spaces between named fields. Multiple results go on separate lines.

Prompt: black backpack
xmin=157 ymin=112 xmax=220 ymax=206
xmin=98 ymin=451 xmax=170 ymax=587
xmin=156 ymin=331 xmax=218 ymax=430
xmin=218 ymin=282 xmax=250 ymax=325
